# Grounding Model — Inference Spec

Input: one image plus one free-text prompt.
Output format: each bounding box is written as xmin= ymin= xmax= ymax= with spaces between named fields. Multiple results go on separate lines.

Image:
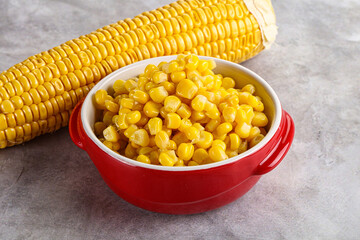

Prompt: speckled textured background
xmin=0 ymin=0 xmax=359 ymax=239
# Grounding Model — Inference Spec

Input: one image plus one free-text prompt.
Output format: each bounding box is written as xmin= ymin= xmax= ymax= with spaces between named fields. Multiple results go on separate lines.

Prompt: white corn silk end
xmin=244 ymin=0 xmax=278 ymax=49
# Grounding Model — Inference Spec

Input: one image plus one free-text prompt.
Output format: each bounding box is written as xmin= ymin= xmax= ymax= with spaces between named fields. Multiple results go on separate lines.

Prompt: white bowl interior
xmin=81 ymin=56 xmax=282 ymax=171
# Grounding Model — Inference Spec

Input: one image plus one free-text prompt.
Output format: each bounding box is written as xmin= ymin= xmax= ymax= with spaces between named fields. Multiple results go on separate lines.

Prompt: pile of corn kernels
xmin=93 ymin=55 xmax=268 ymax=166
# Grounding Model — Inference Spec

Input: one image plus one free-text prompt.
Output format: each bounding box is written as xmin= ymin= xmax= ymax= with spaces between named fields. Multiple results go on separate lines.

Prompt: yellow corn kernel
xmin=193 ymin=78 xmax=204 ymax=89
xmin=124 ymin=79 xmax=138 ymax=92
xmin=155 ymin=130 xmax=169 ymax=149
xmin=247 ymin=95 xmax=260 ymax=108
xmin=250 ymin=134 xmax=265 ymax=148
xmin=125 ymin=143 xmax=137 ymax=159
xmin=185 ymin=55 xmax=199 ymax=71
xmin=238 ymin=92 xmax=250 ymax=104
xmin=159 ymin=152 xmax=176 ymax=166
xmin=184 ymin=126 xmax=200 ymax=141
xmin=137 ymin=154 xmax=151 ymax=164
xmin=145 ymin=82 xmax=156 ymax=91
xmin=238 ymin=105 xmax=254 ymax=124
xmin=10 ymin=96 xmax=24 ymax=109
xmin=162 ymin=61 xmax=179 ymax=74
xmin=126 ymin=110 xmax=141 ymax=124
xmin=226 ymin=150 xmax=239 ymax=158
xmin=143 ymin=101 xmax=161 ymax=117
xmin=94 ymin=89 xmax=108 ymax=109
xmin=132 ymin=101 xmax=143 ymax=111
xmin=241 ymin=84 xmax=255 ymax=94
xmin=165 ymin=149 xmax=179 ymax=162
xmin=116 ymin=113 xmax=128 ymax=129
xmin=204 ymin=102 xmax=220 ymax=119
xmin=170 ymin=71 xmax=186 ymax=83
xmin=165 ymin=112 xmax=181 ymax=129
xmin=207 ymin=76 xmax=222 ymax=91
xmin=162 ymin=126 xmax=172 ymax=137
xmin=172 ymin=132 xmax=188 ymax=146
xmin=149 ymin=150 xmax=160 ymax=165
xmin=159 ymin=107 xmax=167 ymax=118
xmin=217 ymin=88 xmax=230 ymax=101
xmin=94 ymin=121 xmax=106 ymax=136
xmin=191 ymin=95 xmax=207 ymax=112
xmin=157 ymin=62 xmax=167 ymax=70
xmin=191 ymin=111 xmax=206 ymax=122
xmin=138 ymin=146 xmax=153 ymax=156
xmin=188 ymin=161 xmax=199 ymax=166
xmin=214 ymin=132 xmax=227 ymax=141
xmin=247 ymin=126 xmax=261 ymax=141
xmin=205 ymin=118 xmax=221 ymax=132
xmin=216 ymin=122 xmax=233 ymax=136
xmin=124 ymin=124 xmax=138 ymax=138
xmin=235 ymin=122 xmax=252 ymax=138
xmin=209 ymin=146 xmax=228 ymax=162
xmin=144 ymin=64 xmax=158 ymax=77
xmin=137 ymin=76 xmax=148 ymax=90
xmin=152 ymin=70 xmax=168 ymax=83
xmin=200 ymin=90 xmax=215 ymax=103
xmin=192 ymin=123 xmax=205 ymax=131
xmin=226 ymin=94 xmax=240 ymax=106
xmin=105 ymin=100 xmax=119 ymax=113
xmin=192 ymin=148 xmax=209 ymax=164
xmin=238 ymin=141 xmax=248 ymax=154
xmin=186 ymin=70 xmax=202 ymax=82
xmin=103 ymin=111 xmax=115 ymax=126
xmin=177 ymin=103 xmax=192 ymax=119
xmin=149 ymin=86 xmax=168 ymax=103
xmin=147 ymin=117 xmax=162 ymax=135
xmin=176 ymin=54 xmax=186 ymax=62
xmin=164 ymin=95 xmax=181 ymax=112
xmin=212 ymin=139 xmax=226 ymax=151
xmin=177 ymin=143 xmax=194 ymax=161
xmin=136 ymin=114 xmax=148 ymax=126
xmin=174 ymin=159 xmax=185 ymax=166
xmin=113 ymin=79 xmax=127 ymax=94
xmin=222 ymin=106 xmax=237 ymax=122
xmin=229 ymin=133 xmax=241 ymax=151
xmin=178 ymin=118 xmax=192 ymax=132
xmin=206 ymin=59 xmax=216 ymax=70
xmin=130 ymin=129 xmax=149 ymax=147
xmin=222 ymin=77 xmax=236 ymax=89
xmin=102 ymin=140 xmax=113 ymax=150
xmin=252 ymin=112 xmax=269 ymax=127
xmin=131 ymin=89 xmax=149 ymax=104
xmin=195 ymin=130 xmax=213 ymax=149
xmin=235 ymin=108 xmax=246 ymax=124
xmin=161 ymin=81 xmax=175 ymax=95
xmin=111 ymin=141 xmax=121 ymax=151
xmin=103 ymin=125 xmax=120 ymax=142
xmin=112 ymin=115 xmax=119 ymax=128
xmin=168 ymin=140 xmax=177 ymax=150
xmin=197 ymin=60 xmax=209 ymax=73
xmin=254 ymin=100 xmax=264 ymax=112
xmin=120 ymin=97 xmax=135 ymax=109
xmin=176 ymin=79 xmax=198 ymax=99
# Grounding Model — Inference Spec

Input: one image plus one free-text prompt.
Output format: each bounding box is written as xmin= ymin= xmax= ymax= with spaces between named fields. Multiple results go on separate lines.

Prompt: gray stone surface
xmin=0 ymin=0 xmax=359 ymax=239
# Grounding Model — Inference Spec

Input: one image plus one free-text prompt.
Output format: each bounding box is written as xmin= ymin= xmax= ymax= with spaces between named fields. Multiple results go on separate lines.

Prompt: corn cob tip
xmin=244 ymin=0 xmax=278 ymax=49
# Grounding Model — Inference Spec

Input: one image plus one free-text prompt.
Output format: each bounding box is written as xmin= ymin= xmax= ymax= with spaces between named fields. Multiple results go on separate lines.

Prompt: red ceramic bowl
xmin=69 ymin=56 xmax=294 ymax=215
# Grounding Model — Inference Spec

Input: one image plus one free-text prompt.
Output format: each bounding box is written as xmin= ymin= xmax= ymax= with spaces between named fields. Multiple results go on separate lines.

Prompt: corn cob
xmin=0 ymin=0 xmax=277 ymax=149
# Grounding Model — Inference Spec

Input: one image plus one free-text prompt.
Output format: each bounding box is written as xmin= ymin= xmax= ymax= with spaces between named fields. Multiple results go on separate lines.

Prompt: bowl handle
xmin=69 ymin=99 xmax=86 ymax=150
xmin=255 ymin=110 xmax=295 ymax=175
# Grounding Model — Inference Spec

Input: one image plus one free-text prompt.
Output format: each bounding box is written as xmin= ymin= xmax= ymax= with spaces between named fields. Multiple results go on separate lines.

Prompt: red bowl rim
xmin=80 ymin=55 xmax=282 ymax=171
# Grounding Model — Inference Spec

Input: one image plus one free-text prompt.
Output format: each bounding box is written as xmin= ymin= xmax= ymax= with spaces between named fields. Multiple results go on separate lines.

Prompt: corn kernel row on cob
xmin=0 ymin=0 xmax=277 ymax=148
